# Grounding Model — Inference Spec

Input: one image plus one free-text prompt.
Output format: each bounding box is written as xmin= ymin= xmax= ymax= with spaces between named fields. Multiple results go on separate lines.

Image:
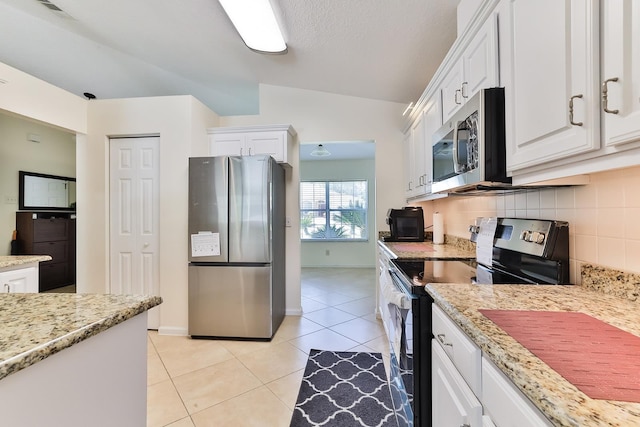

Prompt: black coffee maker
xmin=385 ymin=207 xmax=425 ymax=242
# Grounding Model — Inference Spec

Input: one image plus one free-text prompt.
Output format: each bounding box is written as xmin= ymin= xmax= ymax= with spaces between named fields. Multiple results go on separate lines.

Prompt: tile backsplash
xmin=417 ymin=165 xmax=640 ymax=284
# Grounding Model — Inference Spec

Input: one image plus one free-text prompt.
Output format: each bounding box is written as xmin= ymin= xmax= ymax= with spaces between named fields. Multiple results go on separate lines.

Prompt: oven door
xmin=382 ymin=266 xmax=415 ymax=427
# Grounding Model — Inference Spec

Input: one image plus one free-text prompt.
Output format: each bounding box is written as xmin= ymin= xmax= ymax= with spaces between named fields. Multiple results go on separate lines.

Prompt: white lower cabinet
xmin=481 ymin=356 xmax=553 ymax=427
xmin=433 ymin=304 xmax=552 ymax=427
xmin=432 ymin=340 xmax=483 ymax=426
xmin=0 ymin=264 xmax=38 ymax=293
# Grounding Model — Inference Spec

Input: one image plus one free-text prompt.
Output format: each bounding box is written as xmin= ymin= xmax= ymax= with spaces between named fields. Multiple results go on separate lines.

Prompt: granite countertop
xmin=427 ymin=283 xmax=640 ymax=426
xmin=378 ymin=238 xmax=476 ymax=260
xmin=0 ymin=293 xmax=162 ymax=381
xmin=0 ymin=255 xmax=53 ymax=269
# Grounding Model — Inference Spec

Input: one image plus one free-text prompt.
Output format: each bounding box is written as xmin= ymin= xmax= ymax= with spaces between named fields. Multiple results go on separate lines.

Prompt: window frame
xmin=299 ymin=179 xmax=369 ymax=242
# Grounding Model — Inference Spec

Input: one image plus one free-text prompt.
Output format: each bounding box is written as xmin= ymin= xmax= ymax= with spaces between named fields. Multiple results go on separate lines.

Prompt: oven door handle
xmin=386 ymin=269 xmax=412 ymax=310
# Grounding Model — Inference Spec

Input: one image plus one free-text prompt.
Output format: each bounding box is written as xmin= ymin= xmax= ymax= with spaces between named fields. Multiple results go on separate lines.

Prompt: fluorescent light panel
xmin=218 ymin=0 xmax=287 ymax=54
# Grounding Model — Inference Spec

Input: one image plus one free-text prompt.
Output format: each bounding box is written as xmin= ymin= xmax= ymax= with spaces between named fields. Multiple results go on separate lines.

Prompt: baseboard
xmin=286 ymin=307 xmax=303 ymax=316
xmin=156 ymin=326 xmax=189 ymax=336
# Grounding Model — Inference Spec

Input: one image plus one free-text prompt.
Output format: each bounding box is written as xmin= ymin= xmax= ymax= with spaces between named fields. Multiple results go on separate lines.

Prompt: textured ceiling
xmin=0 ymin=0 xmax=460 ymax=116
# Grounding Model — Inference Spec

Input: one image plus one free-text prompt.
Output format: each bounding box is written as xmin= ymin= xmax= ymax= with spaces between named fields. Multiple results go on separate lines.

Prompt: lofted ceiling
xmin=0 ymin=0 xmax=461 ymax=117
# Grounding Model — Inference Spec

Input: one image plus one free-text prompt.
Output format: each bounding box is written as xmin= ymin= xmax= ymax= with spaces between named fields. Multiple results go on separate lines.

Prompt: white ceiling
xmin=0 ymin=0 xmax=460 ymax=117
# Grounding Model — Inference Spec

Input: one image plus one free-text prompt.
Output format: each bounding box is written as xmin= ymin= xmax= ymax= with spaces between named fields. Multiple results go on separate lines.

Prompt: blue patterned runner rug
xmin=290 ymin=349 xmax=399 ymax=427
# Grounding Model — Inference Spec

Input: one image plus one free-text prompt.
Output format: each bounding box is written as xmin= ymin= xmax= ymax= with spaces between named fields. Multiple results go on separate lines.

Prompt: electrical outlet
xmin=4 ymin=195 xmax=17 ymax=204
xmin=285 ymin=216 xmax=292 ymax=227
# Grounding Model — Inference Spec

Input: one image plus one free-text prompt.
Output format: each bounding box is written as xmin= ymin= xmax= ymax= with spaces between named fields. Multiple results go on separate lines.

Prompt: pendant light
xmin=310 ymin=144 xmax=331 ymax=157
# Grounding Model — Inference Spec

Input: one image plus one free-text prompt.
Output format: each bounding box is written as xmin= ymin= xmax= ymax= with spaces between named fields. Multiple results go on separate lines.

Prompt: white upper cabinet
xmin=209 ymin=125 xmax=296 ymax=166
xmin=502 ymin=0 xmax=600 ymax=173
xmin=403 ymin=131 xmax=414 ymax=198
xmin=421 ymin=95 xmax=442 ymax=194
xmin=410 ymin=113 xmax=428 ymax=198
xmin=601 ymin=1 xmax=640 ymax=147
xmin=441 ymin=13 xmax=499 ymax=122
xmin=403 ymin=94 xmax=442 ymax=200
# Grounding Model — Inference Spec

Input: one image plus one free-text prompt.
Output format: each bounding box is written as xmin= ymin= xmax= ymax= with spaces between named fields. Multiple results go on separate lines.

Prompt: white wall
xmin=81 ymin=96 xmax=219 ymax=335
xmin=220 ymin=84 xmax=406 ymax=314
xmin=300 ymin=157 xmax=376 ymax=267
xmin=0 ymin=62 xmax=87 ymax=134
xmin=0 ymin=114 xmax=76 ymax=255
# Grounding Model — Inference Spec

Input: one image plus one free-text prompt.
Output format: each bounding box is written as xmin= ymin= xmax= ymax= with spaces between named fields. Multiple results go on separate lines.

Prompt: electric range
xmin=381 ymin=217 xmax=570 ymax=426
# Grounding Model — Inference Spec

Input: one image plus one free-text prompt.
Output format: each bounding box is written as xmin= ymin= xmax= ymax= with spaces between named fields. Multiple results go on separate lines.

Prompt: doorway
xmin=109 ymin=136 xmax=161 ymax=329
xmin=298 ymin=140 xmax=377 ymax=268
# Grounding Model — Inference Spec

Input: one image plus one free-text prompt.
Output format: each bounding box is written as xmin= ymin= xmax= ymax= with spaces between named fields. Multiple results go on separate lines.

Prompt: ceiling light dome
xmin=310 ymin=144 xmax=331 ymax=157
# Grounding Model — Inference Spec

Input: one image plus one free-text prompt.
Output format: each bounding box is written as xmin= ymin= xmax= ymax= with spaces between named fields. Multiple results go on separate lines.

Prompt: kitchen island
xmin=428 ymin=282 xmax=640 ymax=426
xmin=0 ymin=292 xmax=162 ymax=427
xmin=0 ymin=255 xmax=52 ymax=293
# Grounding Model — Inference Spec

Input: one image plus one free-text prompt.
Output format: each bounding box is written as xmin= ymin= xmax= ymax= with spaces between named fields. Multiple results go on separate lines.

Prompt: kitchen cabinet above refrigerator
xmin=208 ymin=124 xmax=296 ymax=167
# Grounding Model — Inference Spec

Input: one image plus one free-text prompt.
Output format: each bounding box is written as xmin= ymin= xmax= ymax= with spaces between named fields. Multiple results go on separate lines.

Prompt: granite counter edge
xmin=0 ymin=296 xmax=162 ymax=381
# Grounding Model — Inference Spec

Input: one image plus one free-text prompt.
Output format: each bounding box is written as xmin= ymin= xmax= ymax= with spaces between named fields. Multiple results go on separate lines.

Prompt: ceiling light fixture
xmin=310 ymin=144 xmax=331 ymax=157
xmin=218 ymin=0 xmax=287 ymax=54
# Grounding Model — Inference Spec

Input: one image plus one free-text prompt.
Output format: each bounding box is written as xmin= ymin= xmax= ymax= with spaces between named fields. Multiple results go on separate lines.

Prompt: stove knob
xmin=533 ymin=232 xmax=546 ymax=244
xmin=520 ymin=230 xmax=530 ymax=241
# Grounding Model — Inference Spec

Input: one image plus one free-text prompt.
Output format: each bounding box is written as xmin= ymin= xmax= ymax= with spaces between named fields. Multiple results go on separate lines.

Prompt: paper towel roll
xmin=433 ymin=212 xmax=444 ymax=244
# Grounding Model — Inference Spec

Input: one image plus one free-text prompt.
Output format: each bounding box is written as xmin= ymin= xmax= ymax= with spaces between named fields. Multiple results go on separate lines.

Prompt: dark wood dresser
xmin=16 ymin=211 xmax=76 ymax=292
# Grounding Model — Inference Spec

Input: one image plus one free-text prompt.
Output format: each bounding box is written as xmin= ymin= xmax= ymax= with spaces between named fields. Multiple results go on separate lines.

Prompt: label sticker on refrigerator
xmin=191 ymin=232 xmax=220 ymax=257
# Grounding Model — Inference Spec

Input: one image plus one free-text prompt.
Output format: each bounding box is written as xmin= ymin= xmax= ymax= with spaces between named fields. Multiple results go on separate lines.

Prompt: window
xmin=300 ymin=180 xmax=368 ymax=240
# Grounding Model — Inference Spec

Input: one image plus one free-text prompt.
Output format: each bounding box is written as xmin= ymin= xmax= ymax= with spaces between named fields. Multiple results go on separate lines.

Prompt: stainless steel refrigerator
xmin=188 ymin=155 xmax=286 ymax=340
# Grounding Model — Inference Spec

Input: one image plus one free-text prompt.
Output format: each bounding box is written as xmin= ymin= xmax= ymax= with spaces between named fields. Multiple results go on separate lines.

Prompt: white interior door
xmin=110 ymin=137 xmax=160 ymax=329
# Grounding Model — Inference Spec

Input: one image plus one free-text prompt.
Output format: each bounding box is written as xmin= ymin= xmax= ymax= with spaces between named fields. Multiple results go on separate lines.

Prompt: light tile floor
xmin=147 ymin=267 xmax=390 ymax=427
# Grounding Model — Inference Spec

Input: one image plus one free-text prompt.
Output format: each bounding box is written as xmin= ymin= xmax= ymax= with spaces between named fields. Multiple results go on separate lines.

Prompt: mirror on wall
xmin=19 ymin=171 xmax=76 ymax=211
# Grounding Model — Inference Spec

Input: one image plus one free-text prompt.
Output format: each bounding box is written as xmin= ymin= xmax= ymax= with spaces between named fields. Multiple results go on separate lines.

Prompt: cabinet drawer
xmin=39 ymin=262 xmax=70 ymax=291
xmin=34 ymin=241 xmax=68 ymax=263
xmin=432 ymin=304 xmax=482 ymax=396
xmin=482 ymin=356 xmax=552 ymax=427
xmin=33 ymin=218 xmax=69 ymax=242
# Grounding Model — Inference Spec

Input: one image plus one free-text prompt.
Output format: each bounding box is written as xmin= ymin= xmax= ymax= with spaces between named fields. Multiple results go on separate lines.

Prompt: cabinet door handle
xmin=454 ymin=89 xmax=462 ymax=105
xmin=248 ymin=147 xmax=252 ymax=156
xmin=239 ymin=147 xmax=243 ymax=156
xmin=569 ymin=94 xmax=584 ymax=126
xmin=437 ymin=333 xmax=453 ymax=347
xmin=461 ymin=81 xmax=469 ymax=99
xmin=602 ymin=77 xmax=619 ymax=114
xmin=4 ymin=283 xmax=10 ymax=293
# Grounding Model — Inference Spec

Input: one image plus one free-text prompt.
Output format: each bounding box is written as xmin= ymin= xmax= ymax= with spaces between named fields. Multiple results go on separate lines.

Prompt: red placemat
xmin=479 ymin=309 xmax=640 ymax=402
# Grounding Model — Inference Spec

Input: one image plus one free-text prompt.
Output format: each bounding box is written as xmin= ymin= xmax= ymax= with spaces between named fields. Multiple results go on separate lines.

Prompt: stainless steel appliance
xmin=385 ymin=207 xmax=425 ymax=242
xmin=380 ymin=217 xmax=569 ymax=426
xmin=431 ymin=88 xmax=510 ymax=194
xmin=188 ymin=155 xmax=286 ymax=340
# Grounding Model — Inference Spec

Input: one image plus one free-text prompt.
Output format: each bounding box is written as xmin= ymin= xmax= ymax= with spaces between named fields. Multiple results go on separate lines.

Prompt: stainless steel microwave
xmin=431 ymin=87 xmax=511 ymax=193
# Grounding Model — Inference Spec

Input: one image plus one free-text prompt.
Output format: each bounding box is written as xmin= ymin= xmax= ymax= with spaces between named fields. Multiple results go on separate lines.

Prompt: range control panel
xmin=471 ymin=217 xmax=569 ymax=259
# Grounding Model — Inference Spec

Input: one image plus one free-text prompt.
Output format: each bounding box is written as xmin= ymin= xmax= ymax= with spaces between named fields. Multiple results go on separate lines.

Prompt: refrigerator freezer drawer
xmin=188 ymin=265 xmax=275 ymax=339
